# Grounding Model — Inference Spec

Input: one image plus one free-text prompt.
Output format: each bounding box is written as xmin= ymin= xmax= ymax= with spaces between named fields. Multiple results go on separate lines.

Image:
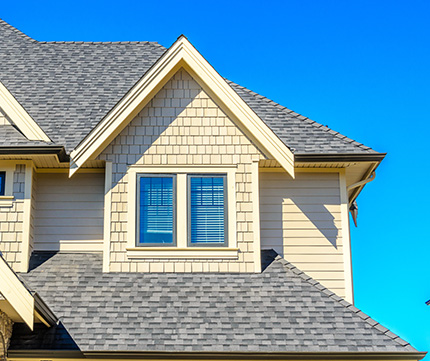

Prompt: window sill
xmin=0 ymin=196 xmax=14 ymax=207
xmin=126 ymin=247 xmax=239 ymax=259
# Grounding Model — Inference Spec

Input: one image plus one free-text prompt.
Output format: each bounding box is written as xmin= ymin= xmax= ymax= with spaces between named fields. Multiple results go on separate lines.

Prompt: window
xmin=188 ymin=175 xmax=227 ymax=246
xmin=137 ymin=175 xmax=176 ymax=246
xmin=0 ymin=172 xmax=5 ymax=196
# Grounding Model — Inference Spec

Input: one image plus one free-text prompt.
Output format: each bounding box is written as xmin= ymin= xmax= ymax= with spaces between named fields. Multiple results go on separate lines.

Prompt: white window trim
xmin=0 ymin=163 xmax=16 ymax=207
xmin=126 ymin=165 xmax=237 ymax=259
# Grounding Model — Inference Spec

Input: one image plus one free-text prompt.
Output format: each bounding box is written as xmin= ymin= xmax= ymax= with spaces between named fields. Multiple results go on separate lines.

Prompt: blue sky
xmin=2 ymin=0 xmax=429 ymax=354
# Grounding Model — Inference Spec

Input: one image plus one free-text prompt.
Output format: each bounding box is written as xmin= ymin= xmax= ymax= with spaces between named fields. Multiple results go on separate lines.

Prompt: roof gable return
xmin=0 ymin=253 xmax=57 ymax=330
xmin=0 ymin=81 xmax=51 ymax=143
xmin=69 ymin=36 xmax=295 ymax=177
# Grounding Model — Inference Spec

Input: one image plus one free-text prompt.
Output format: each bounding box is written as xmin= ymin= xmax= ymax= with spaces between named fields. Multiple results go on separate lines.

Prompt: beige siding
xmin=259 ymin=171 xmax=346 ymax=298
xmin=0 ymin=164 xmax=26 ymax=270
xmin=98 ymin=69 xmax=264 ymax=273
xmin=33 ymin=173 xmax=104 ymax=251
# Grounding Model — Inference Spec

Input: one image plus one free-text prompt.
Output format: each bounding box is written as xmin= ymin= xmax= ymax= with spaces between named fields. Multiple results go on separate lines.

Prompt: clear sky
xmin=1 ymin=0 xmax=429 ymax=354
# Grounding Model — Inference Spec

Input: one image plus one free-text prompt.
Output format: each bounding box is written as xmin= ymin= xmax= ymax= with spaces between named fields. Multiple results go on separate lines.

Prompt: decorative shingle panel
xmin=99 ymin=69 xmax=264 ymax=272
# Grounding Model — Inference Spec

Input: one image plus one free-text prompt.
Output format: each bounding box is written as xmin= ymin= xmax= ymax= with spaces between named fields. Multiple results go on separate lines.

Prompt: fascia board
xmin=0 ymin=255 xmax=34 ymax=329
xmin=69 ymin=37 xmax=295 ymax=177
xmin=0 ymin=81 xmax=51 ymax=143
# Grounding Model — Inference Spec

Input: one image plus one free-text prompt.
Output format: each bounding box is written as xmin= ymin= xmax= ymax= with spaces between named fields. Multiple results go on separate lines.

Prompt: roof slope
xmin=0 ymin=19 xmax=378 ymax=155
xmin=0 ymin=123 xmax=49 ymax=146
xmin=10 ymin=251 xmax=415 ymax=353
xmin=0 ymin=19 xmax=166 ymax=151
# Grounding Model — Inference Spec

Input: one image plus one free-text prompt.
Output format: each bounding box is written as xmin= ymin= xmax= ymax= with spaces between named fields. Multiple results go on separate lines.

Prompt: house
xmin=0 ymin=18 xmax=425 ymax=361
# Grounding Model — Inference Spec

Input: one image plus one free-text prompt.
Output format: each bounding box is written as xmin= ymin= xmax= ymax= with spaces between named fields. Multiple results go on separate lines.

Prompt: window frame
xmin=126 ymin=165 xmax=238 ymax=259
xmin=136 ymin=173 xmax=177 ymax=247
xmin=0 ymin=171 xmax=5 ymax=196
xmin=187 ymin=174 xmax=228 ymax=247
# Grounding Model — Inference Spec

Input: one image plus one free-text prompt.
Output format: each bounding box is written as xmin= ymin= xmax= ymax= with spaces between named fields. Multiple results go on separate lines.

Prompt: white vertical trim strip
xmin=339 ymin=169 xmax=354 ymax=303
xmin=252 ymin=161 xmax=261 ymax=273
xmin=21 ymin=162 xmax=33 ymax=273
xmin=127 ymin=168 xmax=138 ymax=250
xmin=176 ymin=174 xmax=187 ymax=248
xmin=103 ymin=161 xmax=112 ymax=273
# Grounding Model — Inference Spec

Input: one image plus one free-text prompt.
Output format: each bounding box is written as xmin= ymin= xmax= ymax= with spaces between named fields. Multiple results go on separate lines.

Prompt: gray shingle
xmin=10 ymin=250 xmax=415 ymax=353
xmin=0 ymin=19 xmax=378 ymax=155
xmin=0 ymin=123 xmax=50 ymax=146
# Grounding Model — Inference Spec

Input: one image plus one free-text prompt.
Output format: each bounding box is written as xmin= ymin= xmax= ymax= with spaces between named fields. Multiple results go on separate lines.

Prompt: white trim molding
xmin=0 ymin=254 xmax=35 ymax=329
xmin=251 ymin=160 xmax=261 ymax=273
xmin=126 ymin=247 xmax=239 ymax=259
xmin=0 ymin=81 xmax=51 ymax=142
xmin=103 ymin=162 xmax=112 ymax=272
xmin=339 ymin=169 xmax=354 ymax=304
xmin=69 ymin=36 xmax=295 ymax=177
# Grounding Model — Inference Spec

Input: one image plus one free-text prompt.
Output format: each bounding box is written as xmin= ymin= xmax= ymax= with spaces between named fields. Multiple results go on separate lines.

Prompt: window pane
xmin=0 ymin=172 xmax=5 ymax=196
xmin=190 ymin=176 xmax=225 ymax=244
xmin=139 ymin=176 xmax=174 ymax=244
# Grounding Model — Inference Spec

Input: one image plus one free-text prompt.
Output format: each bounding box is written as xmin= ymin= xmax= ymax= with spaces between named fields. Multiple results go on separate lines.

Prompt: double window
xmin=137 ymin=174 xmax=227 ymax=247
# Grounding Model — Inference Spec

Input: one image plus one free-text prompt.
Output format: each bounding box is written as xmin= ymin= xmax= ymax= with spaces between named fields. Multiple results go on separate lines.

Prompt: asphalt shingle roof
xmin=0 ymin=19 xmax=378 ymax=155
xmin=10 ymin=251 xmax=415 ymax=353
xmin=0 ymin=123 xmax=50 ymax=146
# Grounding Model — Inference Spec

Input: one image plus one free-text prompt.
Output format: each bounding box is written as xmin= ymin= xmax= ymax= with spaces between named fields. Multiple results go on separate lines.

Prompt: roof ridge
xmin=274 ymin=255 xmax=415 ymax=351
xmin=0 ymin=18 xmax=37 ymax=43
xmin=39 ymin=40 xmax=164 ymax=46
xmin=227 ymin=80 xmax=375 ymax=153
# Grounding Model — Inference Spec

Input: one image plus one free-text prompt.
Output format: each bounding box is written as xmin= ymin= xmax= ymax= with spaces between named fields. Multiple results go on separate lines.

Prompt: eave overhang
xmin=0 ymin=146 xmax=70 ymax=162
xmin=294 ymin=153 xmax=386 ymax=163
xmin=6 ymin=351 xmax=427 ymax=360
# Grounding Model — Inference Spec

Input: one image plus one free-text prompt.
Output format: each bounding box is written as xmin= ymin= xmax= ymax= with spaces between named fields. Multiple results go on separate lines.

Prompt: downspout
xmin=347 ymin=171 xmax=376 ymax=227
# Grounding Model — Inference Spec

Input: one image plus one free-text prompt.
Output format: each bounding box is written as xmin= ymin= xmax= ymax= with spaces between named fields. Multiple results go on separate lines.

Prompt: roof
xmin=10 ymin=250 xmax=415 ymax=353
xmin=0 ymin=19 xmax=378 ymax=155
xmin=0 ymin=123 xmax=49 ymax=146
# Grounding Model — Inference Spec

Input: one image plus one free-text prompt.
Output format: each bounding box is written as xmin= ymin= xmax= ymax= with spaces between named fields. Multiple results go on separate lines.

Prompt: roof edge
xmin=33 ymin=292 xmax=58 ymax=327
xmin=295 ymin=153 xmax=386 ymax=163
xmin=274 ymin=254 xmax=417 ymax=352
xmin=7 ymin=350 xmax=427 ymax=360
xmin=0 ymin=18 xmax=36 ymax=42
xmin=0 ymin=146 xmax=70 ymax=162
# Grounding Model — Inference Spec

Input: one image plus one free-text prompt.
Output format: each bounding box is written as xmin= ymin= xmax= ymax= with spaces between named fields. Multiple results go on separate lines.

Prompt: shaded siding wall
xmin=33 ymin=173 xmax=104 ymax=251
xmin=98 ymin=69 xmax=264 ymax=272
xmin=0 ymin=165 xmax=26 ymax=271
xmin=260 ymin=171 xmax=347 ymax=298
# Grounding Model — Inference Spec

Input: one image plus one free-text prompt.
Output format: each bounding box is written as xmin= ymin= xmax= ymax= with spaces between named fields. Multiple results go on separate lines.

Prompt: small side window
xmin=137 ymin=174 xmax=176 ymax=246
xmin=0 ymin=172 xmax=5 ymax=196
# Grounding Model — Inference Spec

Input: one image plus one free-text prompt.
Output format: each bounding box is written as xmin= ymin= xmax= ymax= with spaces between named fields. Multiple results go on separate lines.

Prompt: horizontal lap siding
xmin=34 ymin=173 xmax=104 ymax=251
xmin=259 ymin=171 xmax=346 ymax=298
